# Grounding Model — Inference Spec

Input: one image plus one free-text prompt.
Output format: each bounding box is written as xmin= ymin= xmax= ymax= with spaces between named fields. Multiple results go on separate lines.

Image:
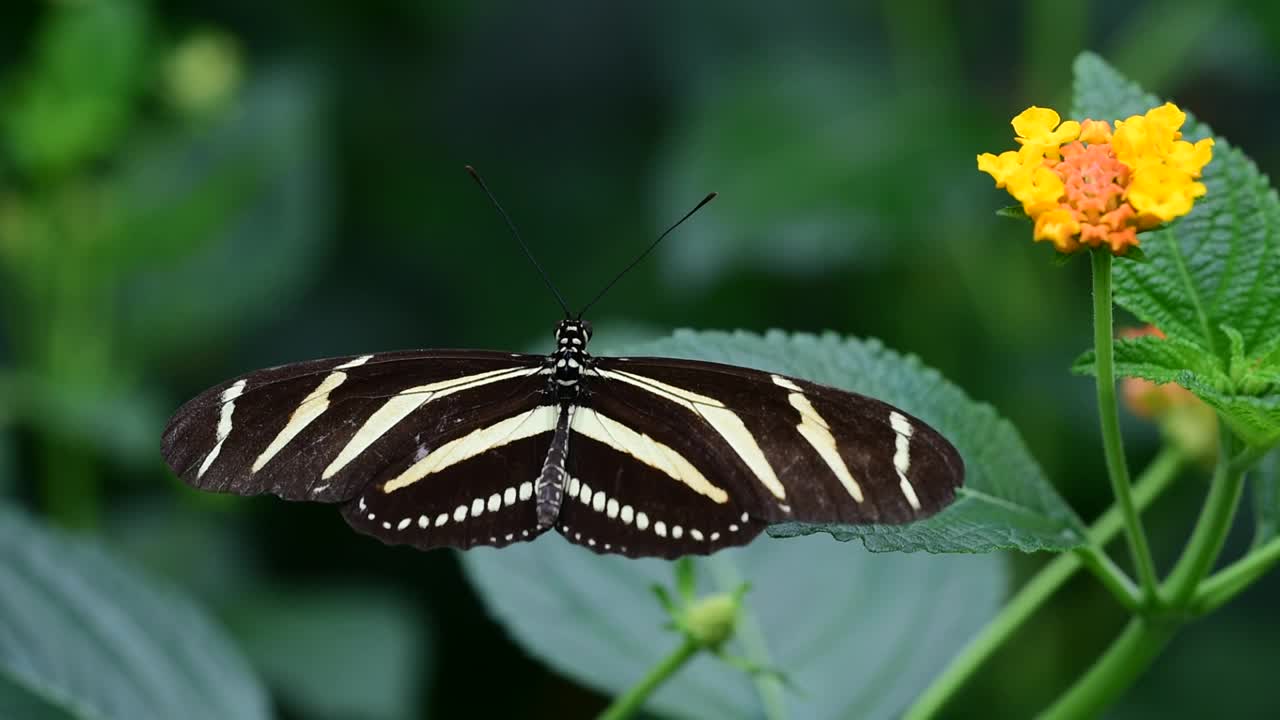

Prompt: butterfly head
xmin=554 ymin=320 xmax=592 ymax=351
xmin=550 ymin=320 xmax=592 ymax=400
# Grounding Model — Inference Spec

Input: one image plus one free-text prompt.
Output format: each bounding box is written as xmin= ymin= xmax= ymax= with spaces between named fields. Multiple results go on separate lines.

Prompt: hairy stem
xmin=1091 ymin=249 xmax=1160 ymax=603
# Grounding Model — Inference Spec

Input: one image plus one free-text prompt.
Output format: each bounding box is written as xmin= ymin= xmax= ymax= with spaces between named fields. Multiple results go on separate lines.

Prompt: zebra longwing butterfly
xmin=161 ymin=173 xmax=964 ymax=559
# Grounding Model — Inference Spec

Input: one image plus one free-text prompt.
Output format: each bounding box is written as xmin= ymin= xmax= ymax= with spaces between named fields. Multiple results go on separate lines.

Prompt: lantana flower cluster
xmin=977 ymin=103 xmax=1213 ymax=254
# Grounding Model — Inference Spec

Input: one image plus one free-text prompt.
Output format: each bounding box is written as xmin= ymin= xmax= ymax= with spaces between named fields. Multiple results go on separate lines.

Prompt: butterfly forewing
xmin=588 ymin=357 xmax=962 ymax=525
xmin=162 ymin=351 xmax=546 ymax=503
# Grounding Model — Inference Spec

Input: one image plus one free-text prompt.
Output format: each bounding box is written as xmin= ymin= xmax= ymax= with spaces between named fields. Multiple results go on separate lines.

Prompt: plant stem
xmin=1090 ymin=249 xmax=1160 ymax=603
xmin=707 ymin=555 xmax=788 ymax=720
xmin=903 ymin=447 xmax=1184 ymax=720
xmin=1074 ymin=546 xmax=1140 ymax=612
xmin=1042 ymin=439 xmax=1270 ymax=718
xmin=597 ymin=637 xmax=700 ymax=720
xmin=1037 ymin=617 xmax=1178 ymax=720
xmin=1194 ymin=535 xmax=1280 ymax=614
xmin=1163 ymin=437 xmax=1268 ymax=606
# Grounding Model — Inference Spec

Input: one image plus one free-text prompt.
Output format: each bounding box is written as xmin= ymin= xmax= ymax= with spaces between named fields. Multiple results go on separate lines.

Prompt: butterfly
xmin=161 ymin=170 xmax=963 ymax=559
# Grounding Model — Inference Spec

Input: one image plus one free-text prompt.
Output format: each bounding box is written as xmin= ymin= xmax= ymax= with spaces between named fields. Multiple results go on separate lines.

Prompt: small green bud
xmin=683 ymin=593 xmax=739 ymax=649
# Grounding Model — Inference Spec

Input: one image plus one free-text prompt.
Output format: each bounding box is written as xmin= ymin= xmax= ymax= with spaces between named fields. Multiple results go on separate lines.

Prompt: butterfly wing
xmin=162 ymin=350 xmax=547 ymax=503
xmin=554 ymin=356 xmax=962 ymax=558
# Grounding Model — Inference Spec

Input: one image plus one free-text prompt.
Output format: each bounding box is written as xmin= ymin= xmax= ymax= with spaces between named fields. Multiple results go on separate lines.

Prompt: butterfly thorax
xmin=546 ymin=319 xmax=593 ymax=403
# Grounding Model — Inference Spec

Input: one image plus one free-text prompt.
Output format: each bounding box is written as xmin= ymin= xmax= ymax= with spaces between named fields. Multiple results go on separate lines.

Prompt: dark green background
xmin=2 ymin=1 xmax=1278 ymax=717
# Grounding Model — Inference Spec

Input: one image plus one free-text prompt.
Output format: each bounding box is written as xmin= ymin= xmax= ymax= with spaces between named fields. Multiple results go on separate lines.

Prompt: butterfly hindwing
xmin=559 ymin=422 xmax=767 ymax=558
xmin=341 ymin=402 xmax=557 ymax=551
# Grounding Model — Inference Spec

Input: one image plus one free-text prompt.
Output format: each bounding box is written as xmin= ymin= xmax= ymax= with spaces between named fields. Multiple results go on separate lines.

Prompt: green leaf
xmin=0 ymin=504 xmax=270 ymax=720
xmin=2 ymin=0 xmax=149 ymax=176
xmin=1254 ymin=449 xmax=1280 ymax=546
xmin=1070 ymin=53 xmax=1280 ymax=446
xmin=225 ymin=586 xmax=430 ymax=720
xmin=996 ymin=205 xmax=1031 ymax=221
xmin=1179 ymin=377 xmax=1280 ymax=449
xmin=1072 ymin=335 xmax=1227 ymax=386
xmin=0 ymin=424 xmax=13 ymax=497
xmin=606 ymin=330 xmax=1085 ymax=553
xmin=463 ymin=534 xmax=1007 ymax=719
xmin=1072 ymin=54 xmax=1280 ymax=362
xmin=0 ymin=668 xmax=78 ymax=720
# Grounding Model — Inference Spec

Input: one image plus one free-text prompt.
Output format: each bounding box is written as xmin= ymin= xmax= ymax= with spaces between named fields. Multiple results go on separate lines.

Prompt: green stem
xmin=597 ymin=637 xmax=700 ymax=720
xmin=706 ymin=555 xmax=788 ymax=720
xmin=1194 ymin=535 xmax=1280 ymax=615
xmin=1074 ymin=546 xmax=1141 ymax=612
xmin=1041 ymin=439 xmax=1269 ymax=718
xmin=1163 ymin=437 xmax=1269 ymax=607
xmin=1091 ymin=249 xmax=1160 ymax=603
xmin=1036 ymin=617 xmax=1179 ymax=720
xmin=903 ymin=447 xmax=1184 ymax=720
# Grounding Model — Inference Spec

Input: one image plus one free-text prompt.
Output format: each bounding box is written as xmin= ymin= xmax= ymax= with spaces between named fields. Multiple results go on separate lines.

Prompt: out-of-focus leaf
xmin=4 ymin=371 xmax=165 ymax=467
xmin=0 ymin=669 xmax=78 ymax=720
xmin=464 ymin=533 xmax=1006 ymax=719
xmin=118 ymin=64 xmax=334 ymax=359
xmin=1118 ymin=611 xmax=1280 ymax=720
xmin=1254 ymin=449 xmax=1280 ymax=545
xmin=0 ymin=412 xmax=13 ymax=496
xmin=105 ymin=500 xmax=261 ymax=602
xmin=654 ymin=58 xmax=922 ymax=287
xmin=0 ymin=504 xmax=270 ymax=720
xmin=2 ymin=0 xmax=148 ymax=176
xmin=225 ymin=586 xmax=430 ymax=720
xmin=605 ymin=331 xmax=1085 ymax=553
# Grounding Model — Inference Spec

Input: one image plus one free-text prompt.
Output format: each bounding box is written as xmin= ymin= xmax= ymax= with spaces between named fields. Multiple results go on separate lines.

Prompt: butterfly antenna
xmin=578 ymin=191 xmax=717 ymax=318
xmin=465 ymin=165 xmax=572 ymax=318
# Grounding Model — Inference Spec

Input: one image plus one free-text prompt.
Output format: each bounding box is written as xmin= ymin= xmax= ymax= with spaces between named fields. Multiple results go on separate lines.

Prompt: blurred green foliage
xmin=2 ymin=1 xmax=1280 ymax=718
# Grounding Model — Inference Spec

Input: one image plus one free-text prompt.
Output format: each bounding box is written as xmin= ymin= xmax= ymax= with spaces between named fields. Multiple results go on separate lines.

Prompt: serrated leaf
xmin=1071 ymin=54 xmax=1280 ymax=448
xmin=1072 ymin=53 xmax=1280 ymax=371
xmin=1254 ymin=449 xmax=1280 ymax=545
xmin=1073 ymin=335 xmax=1227 ymax=386
xmin=606 ymin=330 xmax=1084 ymax=553
xmin=463 ymin=533 xmax=1007 ymax=720
xmin=1179 ymin=376 xmax=1280 ymax=448
xmin=225 ymin=586 xmax=430 ymax=720
xmin=0 ymin=504 xmax=270 ymax=720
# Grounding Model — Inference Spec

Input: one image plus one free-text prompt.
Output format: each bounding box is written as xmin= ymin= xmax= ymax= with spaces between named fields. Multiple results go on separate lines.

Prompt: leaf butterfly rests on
xmin=162 ymin=168 xmax=964 ymax=559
